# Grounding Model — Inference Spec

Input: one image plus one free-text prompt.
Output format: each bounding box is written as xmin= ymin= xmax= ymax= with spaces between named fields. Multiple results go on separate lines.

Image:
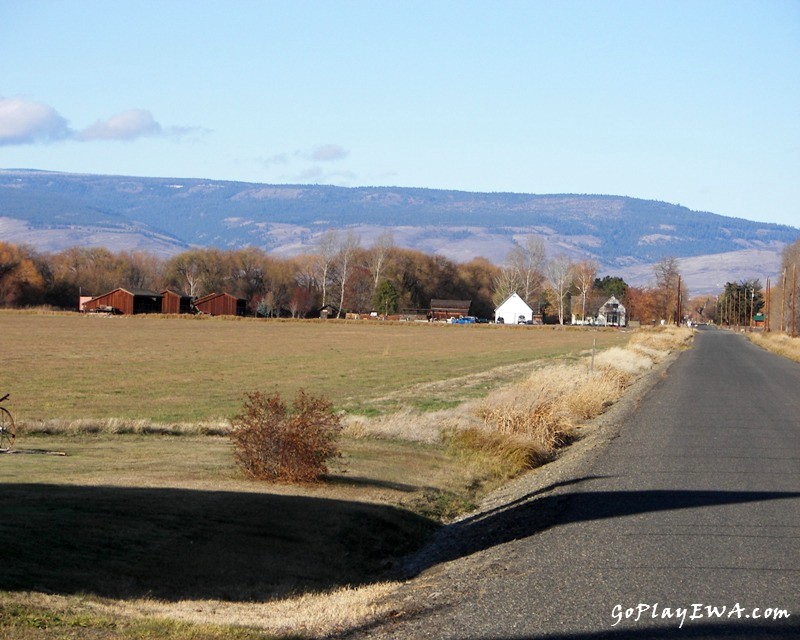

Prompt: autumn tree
xmin=118 ymin=251 xmax=163 ymax=291
xmin=0 ymin=242 xmax=45 ymax=307
xmin=626 ymin=286 xmax=660 ymax=324
xmin=653 ymin=256 xmax=686 ymax=324
xmin=458 ymin=257 xmax=500 ymax=320
xmin=49 ymin=247 xmax=125 ymax=298
xmin=383 ymin=248 xmax=433 ymax=311
xmin=288 ymin=254 xmax=320 ymax=318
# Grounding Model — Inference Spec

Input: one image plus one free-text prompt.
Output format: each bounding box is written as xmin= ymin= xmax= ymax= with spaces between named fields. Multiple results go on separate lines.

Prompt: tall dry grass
xmin=450 ymin=327 xmax=692 ymax=477
xmin=748 ymin=331 xmax=800 ymax=363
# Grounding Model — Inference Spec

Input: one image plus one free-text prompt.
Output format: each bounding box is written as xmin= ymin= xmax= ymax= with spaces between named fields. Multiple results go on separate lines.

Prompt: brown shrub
xmin=230 ymin=389 xmax=343 ymax=483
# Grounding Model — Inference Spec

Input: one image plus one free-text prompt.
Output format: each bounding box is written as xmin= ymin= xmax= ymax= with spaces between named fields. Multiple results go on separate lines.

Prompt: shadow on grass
xmin=0 ymin=483 xmax=437 ymax=602
xmin=322 ymin=474 xmax=420 ymax=492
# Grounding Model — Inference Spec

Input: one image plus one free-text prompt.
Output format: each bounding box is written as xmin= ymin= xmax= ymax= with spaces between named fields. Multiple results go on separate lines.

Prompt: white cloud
xmin=260 ymin=152 xmax=290 ymax=167
xmin=76 ymin=109 xmax=162 ymax=141
xmin=0 ymin=97 xmax=71 ymax=145
xmin=312 ymin=144 xmax=348 ymax=161
xmin=296 ymin=144 xmax=348 ymax=162
xmin=0 ymin=97 xmax=202 ymax=146
xmin=293 ymin=166 xmax=324 ymax=181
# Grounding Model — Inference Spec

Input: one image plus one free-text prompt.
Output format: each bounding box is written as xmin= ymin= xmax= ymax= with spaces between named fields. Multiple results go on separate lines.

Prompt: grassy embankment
xmin=0 ymin=311 xmax=689 ymax=639
xmin=748 ymin=331 xmax=800 ymax=363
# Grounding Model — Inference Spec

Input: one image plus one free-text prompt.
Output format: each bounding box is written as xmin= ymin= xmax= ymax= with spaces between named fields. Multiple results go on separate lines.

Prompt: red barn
xmin=430 ymin=299 xmax=471 ymax=321
xmin=161 ymin=290 xmax=195 ymax=314
xmin=194 ymin=292 xmax=247 ymax=316
xmin=82 ymin=288 xmax=163 ymax=315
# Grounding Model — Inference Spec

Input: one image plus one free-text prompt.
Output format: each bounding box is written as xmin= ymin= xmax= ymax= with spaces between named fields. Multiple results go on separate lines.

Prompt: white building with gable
xmin=495 ymin=292 xmax=534 ymax=324
xmin=598 ymin=296 xmax=626 ymax=326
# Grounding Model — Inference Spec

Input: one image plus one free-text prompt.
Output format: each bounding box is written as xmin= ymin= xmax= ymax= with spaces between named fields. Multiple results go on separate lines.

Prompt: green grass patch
xmin=410 ymin=397 xmax=462 ymax=412
xmin=0 ymin=601 xmax=284 ymax=639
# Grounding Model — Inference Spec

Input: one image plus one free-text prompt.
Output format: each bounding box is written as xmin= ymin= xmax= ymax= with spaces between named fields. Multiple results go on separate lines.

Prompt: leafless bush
xmin=230 ymin=389 xmax=343 ymax=483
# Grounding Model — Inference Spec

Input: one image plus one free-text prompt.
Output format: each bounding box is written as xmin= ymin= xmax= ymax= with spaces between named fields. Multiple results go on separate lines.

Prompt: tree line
xmin=3 ymin=233 xmax=794 ymax=328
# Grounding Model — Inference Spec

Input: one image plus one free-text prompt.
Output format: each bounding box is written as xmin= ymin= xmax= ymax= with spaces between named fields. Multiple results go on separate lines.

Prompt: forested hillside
xmin=1 ymin=169 xmax=797 ymax=294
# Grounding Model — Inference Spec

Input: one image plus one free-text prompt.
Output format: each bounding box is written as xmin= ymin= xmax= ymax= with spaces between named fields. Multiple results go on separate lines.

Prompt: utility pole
xmin=724 ymin=292 xmax=729 ymax=328
xmin=792 ymin=264 xmax=797 ymax=338
xmin=765 ymin=277 xmax=770 ymax=332
xmin=781 ymin=268 xmax=786 ymax=334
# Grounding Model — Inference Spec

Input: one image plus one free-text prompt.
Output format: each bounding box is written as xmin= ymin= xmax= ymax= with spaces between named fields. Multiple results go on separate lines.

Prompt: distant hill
xmin=1 ymin=169 xmax=797 ymax=295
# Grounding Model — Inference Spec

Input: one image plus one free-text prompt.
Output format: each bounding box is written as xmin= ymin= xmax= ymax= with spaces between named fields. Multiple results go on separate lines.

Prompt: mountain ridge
xmin=1 ymin=169 xmax=797 ymax=295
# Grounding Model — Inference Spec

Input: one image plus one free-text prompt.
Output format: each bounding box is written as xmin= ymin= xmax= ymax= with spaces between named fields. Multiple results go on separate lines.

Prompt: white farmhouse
xmin=495 ymin=292 xmax=533 ymax=324
xmin=598 ymin=296 xmax=626 ymax=326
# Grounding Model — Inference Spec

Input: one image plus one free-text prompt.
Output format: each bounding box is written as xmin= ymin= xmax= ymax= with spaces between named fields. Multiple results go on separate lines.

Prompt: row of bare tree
xmin=2 ymin=235 xmax=796 ymax=328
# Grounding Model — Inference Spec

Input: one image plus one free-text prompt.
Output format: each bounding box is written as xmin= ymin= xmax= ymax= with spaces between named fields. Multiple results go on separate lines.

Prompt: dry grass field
xmin=0 ymin=311 xmax=629 ymax=424
xmin=1 ymin=310 xmax=650 ymax=639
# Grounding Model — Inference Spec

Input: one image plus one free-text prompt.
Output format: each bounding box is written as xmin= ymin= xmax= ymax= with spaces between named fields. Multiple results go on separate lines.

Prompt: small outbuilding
xmin=430 ymin=299 xmax=471 ymax=321
xmin=83 ymin=288 xmax=163 ymax=315
xmin=161 ymin=290 xmax=195 ymax=314
xmin=598 ymin=296 xmax=626 ymax=326
xmin=495 ymin=292 xmax=533 ymax=324
xmin=194 ymin=292 xmax=247 ymax=316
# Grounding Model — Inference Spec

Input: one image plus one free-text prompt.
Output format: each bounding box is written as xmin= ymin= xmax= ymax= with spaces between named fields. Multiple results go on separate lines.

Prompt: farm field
xmin=0 ymin=311 xmax=630 ymax=424
xmin=0 ymin=310 xmax=636 ymax=639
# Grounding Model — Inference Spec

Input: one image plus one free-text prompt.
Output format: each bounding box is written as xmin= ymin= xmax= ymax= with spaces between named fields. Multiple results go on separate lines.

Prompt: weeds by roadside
xmin=444 ymin=327 xmax=692 ymax=481
xmin=748 ymin=331 xmax=800 ymax=363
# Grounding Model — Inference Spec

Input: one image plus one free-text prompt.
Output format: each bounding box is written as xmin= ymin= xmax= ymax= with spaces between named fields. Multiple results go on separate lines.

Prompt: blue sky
xmin=1 ymin=0 xmax=798 ymax=227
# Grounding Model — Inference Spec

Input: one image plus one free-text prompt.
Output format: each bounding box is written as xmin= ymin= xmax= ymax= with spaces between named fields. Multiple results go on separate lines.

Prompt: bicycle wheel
xmin=0 ymin=406 xmax=15 ymax=450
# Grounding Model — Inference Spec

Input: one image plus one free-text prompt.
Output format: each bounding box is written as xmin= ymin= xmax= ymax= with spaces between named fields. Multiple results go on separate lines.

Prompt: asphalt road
xmin=355 ymin=328 xmax=800 ymax=639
